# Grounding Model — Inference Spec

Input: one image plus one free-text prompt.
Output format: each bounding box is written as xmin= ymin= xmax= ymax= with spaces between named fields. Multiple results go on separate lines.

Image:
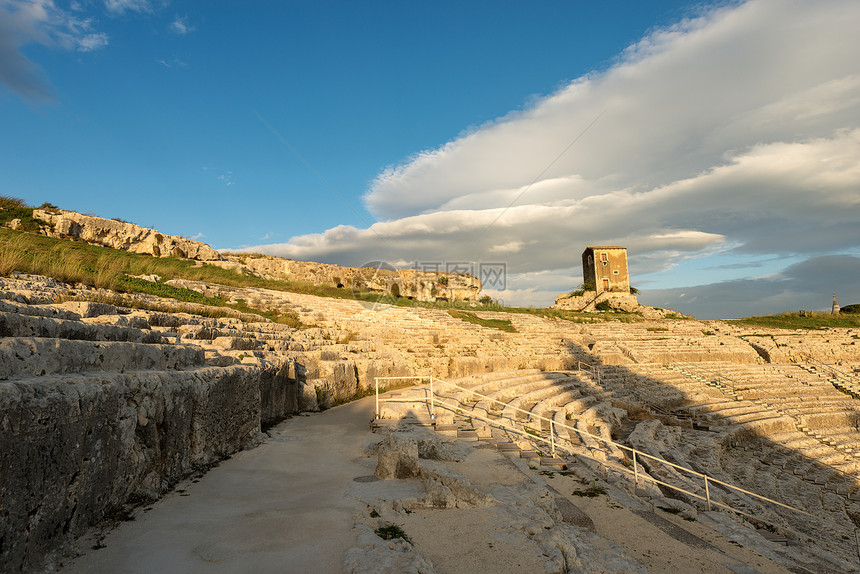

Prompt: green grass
xmin=572 ymin=485 xmax=607 ymax=497
xmin=501 ymin=305 xmax=641 ymax=323
xmin=0 ymin=196 xmax=43 ymax=232
xmin=0 ymin=228 xmax=302 ymax=327
xmin=447 ymin=309 xmax=517 ymax=332
xmin=726 ymin=312 xmax=860 ymax=330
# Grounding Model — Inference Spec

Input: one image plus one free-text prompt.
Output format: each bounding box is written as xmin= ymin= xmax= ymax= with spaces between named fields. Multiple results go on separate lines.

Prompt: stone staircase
xmin=374 ymin=365 xmax=860 ymax=569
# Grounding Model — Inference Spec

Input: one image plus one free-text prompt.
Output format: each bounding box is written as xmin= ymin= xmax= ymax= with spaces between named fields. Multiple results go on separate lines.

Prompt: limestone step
xmin=457 ymin=429 xmax=479 ymax=441
xmin=0 ymin=310 xmax=159 ymax=342
xmin=434 ymin=424 xmax=461 ymax=435
xmin=0 ymin=337 xmax=204 ymax=378
xmin=758 ymin=531 xmax=789 ymax=546
xmin=371 ymin=417 xmax=435 ymax=429
xmin=540 ymin=457 xmax=566 ymax=469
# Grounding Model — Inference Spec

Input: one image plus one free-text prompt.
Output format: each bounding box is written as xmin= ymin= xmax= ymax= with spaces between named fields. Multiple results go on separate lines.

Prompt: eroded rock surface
xmin=32 ymin=208 xmax=221 ymax=261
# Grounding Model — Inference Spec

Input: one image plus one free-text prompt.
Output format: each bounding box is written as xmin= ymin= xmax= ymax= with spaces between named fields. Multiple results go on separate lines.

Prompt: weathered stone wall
xmin=258 ymin=361 xmax=300 ymax=426
xmin=32 ymin=209 xmax=221 ymax=261
xmin=0 ymin=361 xmax=300 ymax=573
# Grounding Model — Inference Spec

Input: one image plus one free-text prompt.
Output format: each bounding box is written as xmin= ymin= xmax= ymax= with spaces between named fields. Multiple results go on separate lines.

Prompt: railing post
xmin=704 ymin=475 xmax=712 ymax=511
xmin=430 ymin=376 xmax=435 ymax=419
xmin=550 ymin=420 xmax=556 ymax=457
xmin=375 ymin=378 xmax=379 ymax=419
xmin=633 ymin=451 xmax=639 ymax=487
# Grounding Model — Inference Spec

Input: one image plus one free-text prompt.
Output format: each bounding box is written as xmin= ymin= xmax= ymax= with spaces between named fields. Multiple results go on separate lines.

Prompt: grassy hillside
xmin=0 ymin=223 xmax=642 ymax=325
xmin=726 ymin=312 xmax=860 ymax=330
xmin=0 ymin=227 xmax=308 ymax=326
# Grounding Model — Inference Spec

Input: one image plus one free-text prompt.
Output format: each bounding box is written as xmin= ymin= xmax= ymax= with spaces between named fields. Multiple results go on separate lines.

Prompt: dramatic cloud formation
xmin=643 ymin=255 xmax=860 ymax=319
xmin=247 ymin=0 xmax=860 ymax=318
xmin=0 ymin=0 xmax=109 ymax=100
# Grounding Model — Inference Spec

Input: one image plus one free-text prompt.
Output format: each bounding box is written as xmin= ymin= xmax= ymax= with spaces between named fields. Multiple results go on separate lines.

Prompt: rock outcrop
xmin=215 ymin=254 xmax=482 ymax=304
xmin=32 ymin=208 xmax=222 ymax=261
xmin=27 ymin=207 xmax=481 ymax=303
xmin=552 ymin=289 xmax=686 ymax=319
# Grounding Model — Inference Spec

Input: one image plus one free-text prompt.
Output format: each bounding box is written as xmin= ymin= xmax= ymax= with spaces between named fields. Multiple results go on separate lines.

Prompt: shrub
xmin=595 ymin=301 xmax=612 ymax=311
xmin=375 ymin=524 xmax=410 ymax=542
xmin=841 ymin=304 xmax=860 ymax=314
xmin=0 ymin=195 xmax=28 ymax=209
xmin=0 ymin=196 xmax=42 ymax=232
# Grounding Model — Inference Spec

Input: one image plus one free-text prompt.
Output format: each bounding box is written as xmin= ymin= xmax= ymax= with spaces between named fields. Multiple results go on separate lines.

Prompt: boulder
xmin=376 ymin=432 xmax=420 ymax=479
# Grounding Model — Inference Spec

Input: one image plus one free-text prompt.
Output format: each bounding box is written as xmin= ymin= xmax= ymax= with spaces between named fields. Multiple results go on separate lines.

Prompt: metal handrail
xmin=373 ymin=376 xmax=430 ymax=418
xmin=375 ymin=374 xmax=815 ymax=518
xmin=669 ymin=362 xmax=860 ymax=485
xmin=809 ymin=360 xmax=860 ymax=386
xmin=429 ymin=375 xmax=812 ymax=517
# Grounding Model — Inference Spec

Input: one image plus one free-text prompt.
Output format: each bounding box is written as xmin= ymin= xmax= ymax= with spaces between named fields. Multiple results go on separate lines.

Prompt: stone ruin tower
xmin=582 ymin=246 xmax=630 ymax=294
xmin=832 ymin=294 xmax=840 ymax=315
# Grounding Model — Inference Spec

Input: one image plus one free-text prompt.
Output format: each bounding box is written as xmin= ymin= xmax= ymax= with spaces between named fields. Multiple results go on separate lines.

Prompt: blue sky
xmin=2 ymin=0 xmax=860 ymax=319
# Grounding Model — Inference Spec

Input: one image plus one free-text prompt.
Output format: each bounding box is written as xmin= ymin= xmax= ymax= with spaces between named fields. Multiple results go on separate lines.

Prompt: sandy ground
xmin=59 ymin=393 xmax=799 ymax=573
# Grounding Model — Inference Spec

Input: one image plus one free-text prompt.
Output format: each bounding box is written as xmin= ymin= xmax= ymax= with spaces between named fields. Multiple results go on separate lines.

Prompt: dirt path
xmin=61 ymin=396 xmax=377 ymax=573
xmin=59 ymin=393 xmax=798 ymax=574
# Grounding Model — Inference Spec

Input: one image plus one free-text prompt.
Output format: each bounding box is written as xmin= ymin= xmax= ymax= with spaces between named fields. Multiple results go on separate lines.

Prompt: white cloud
xmin=365 ymin=0 xmax=860 ymax=220
xmin=488 ymin=241 xmax=524 ymax=254
xmin=217 ymin=171 xmax=234 ymax=186
xmin=0 ymin=0 xmax=110 ymax=100
xmin=169 ymin=15 xmax=192 ymax=35
xmin=157 ymin=56 xmax=187 ymax=69
xmin=104 ymin=0 xmax=149 ymax=15
xmin=77 ymin=32 xmax=108 ymax=51
xmin=241 ymin=0 xmax=860 ymax=314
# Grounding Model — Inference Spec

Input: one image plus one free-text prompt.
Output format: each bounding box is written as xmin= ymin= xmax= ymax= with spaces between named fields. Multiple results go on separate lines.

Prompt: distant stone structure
xmin=582 ymin=246 xmax=630 ymax=294
xmin=551 ymin=245 xmax=678 ymax=316
xmin=832 ymin=294 xmax=840 ymax=315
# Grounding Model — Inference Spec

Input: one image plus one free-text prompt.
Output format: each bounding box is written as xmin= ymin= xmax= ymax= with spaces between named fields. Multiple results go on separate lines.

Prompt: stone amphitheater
xmin=2 ymin=271 xmax=860 ymax=573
